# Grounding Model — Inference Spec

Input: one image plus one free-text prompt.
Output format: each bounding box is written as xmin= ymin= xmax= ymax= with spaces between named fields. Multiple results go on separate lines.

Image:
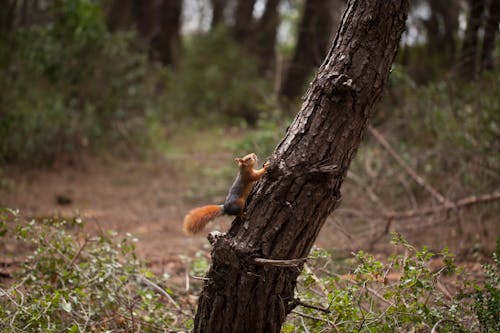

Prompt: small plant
xmin=469 ymin=240 xmax=500 ymax=332
xmin=0 ymin=210 xmax=193 ymax=332
xmin=2 ymin=210 xmax=497 ymax=332
xmin=286 ymin=233 xmax=495 ymax=332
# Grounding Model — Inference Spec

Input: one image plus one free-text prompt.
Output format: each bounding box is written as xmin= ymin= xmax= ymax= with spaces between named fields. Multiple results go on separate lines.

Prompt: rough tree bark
xmin=192 ymin=1 xmax=409 ymax=332
xmin=278 ymin=0 xmax=340 ymax=102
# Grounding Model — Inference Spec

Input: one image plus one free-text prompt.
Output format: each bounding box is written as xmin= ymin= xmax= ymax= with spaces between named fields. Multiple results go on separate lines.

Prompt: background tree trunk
xmin=232 ymin=0 xmax=256 ymax=42
xmin=459 ymin=0 xmax=487 ymax=79
xmin=193 ymin=1 xmax=409 ymax=332
xmin=132 ymin=0 xmax=156 ymax=42
xmin=480 ymin=0 xmax=500 ymax=72
xmin=106 ymin=0 xmax=134 ymax=32
xmin=251 ymin=0 xmax=281 ymax=76
xmin=151 ymin=0 xmax=182 ymax=67
xmin=210 ymin=0 xmax=228 ymax=29
xmin=424 ymin=0 xmax=459 ymax=61
xmin=278 ymin=0 xmax=341 ymax=102
xmin=0 ymin=0 xmax=16 ymax=37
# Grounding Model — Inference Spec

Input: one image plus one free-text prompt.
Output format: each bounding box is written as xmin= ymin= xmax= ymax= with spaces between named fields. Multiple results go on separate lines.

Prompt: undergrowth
xmin=0 ymin=209 xmax=193 ymax=332
xmin=158 ymin=27 xmax=272 ymax=126
xmin=0 ymin=210 xmax=498 ymax=332
xmin=285 ymin=235 xmax=500 ymax=332
xmin=0 ymin=0 xmax=156 ymax=164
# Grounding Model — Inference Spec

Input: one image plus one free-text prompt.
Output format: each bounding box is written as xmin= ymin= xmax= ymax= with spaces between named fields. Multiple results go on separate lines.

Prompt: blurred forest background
xmin=0 ymin=0 xmax=499 ymax=331
xmin=1 ymin=0 xmax=498 ymax=254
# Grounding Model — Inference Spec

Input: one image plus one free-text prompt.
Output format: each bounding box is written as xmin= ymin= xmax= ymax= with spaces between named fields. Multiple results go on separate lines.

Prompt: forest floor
xmin=0 ymin=155 xmax=218 ymax=278
xmin=1 ymin=128 xmax=497 ymax=283
xmin=0 ymin=152 xmax=357 ymax=280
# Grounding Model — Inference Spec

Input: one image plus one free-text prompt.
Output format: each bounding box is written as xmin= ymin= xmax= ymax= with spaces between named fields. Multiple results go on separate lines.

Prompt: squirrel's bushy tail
xmin=183 ymin=205 xmax=223 ymax=235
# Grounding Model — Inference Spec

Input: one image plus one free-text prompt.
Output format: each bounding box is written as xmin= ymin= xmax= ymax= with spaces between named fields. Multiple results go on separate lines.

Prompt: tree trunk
xmin=278 ymin=0 xmax=340 ymax=102
xmin=424 ymin=0 xmax=459 ymax=58
xmin=132 ymin=0 xmax=156 ymax=42
xmin=459 ymin=0 xmax=487 ymax=79
xmin=106 ymin=0 xmax=135 ymax=32
xmin=0 ymin=0 xmax=16 ymax=37
xmin=232 ymin=0 xmax=256 ymax=42
xmin=151 ymin=0 xmax=182 ymax=67
xmin=480 ymin=0 xmax=500 ymax=72
xmin=192 ymin=1 xmax=409 ymax=332
xmin=251 ymin=0 xmax=281 ymax=76
xmin=211 ymin=0 xmax=228 ymax=29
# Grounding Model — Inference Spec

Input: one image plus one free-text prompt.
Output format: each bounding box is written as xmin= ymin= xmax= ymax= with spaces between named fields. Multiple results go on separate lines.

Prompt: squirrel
xmin=183 ymin=153 xmax=268 ymax=235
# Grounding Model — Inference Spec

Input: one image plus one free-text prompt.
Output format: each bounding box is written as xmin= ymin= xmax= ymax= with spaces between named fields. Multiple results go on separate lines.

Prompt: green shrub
xmin=0 ymin=0 xmax=154 ymax=164
xmin=1 ymin=210 xmax=498 ymax=332
xmin=0 ymin=210 xmax=193 ymax=332
xmin=469 ymin=240 xmax=500 ymax=332
xmin=286 ymin=233 xmax=497 ymax=332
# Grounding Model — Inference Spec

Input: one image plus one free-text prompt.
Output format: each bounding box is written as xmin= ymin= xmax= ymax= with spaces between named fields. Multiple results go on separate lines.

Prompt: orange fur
xmin=183 ymin=153 xmax=269 ymax=236
xmin=183 ymin=205 xmax=223 ymax=235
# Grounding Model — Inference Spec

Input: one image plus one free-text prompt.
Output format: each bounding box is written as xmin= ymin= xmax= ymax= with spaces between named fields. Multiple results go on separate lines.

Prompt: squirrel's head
xmin=235 ymin=153 xmax=257 ymax=167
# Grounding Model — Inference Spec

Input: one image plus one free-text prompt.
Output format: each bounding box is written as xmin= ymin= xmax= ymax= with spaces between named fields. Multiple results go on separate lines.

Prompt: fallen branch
xmin=366 ymin=190 xmax=500 ymax=248
xmin=368 ymin=126 xmax=450 ymax=205
xmin=385 ymin=190 xmax=500 ymax=220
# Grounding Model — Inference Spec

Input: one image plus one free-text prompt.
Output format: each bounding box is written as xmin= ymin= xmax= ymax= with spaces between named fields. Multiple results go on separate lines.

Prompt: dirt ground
xmin=1 ymin=152 xmax=497 ymax=280
xmin=0 ymin=156 xmax=223 ymax=268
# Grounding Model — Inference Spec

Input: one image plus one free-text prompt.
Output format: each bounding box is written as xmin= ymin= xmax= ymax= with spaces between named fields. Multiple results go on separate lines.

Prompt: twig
xmin=117 ymin=312 xmax=183 ymax=332
xmin=190 ymin=275 xmax=209 ymax=281
xmin=253 ymin=257 xmax=307 ymax=267
xmin=366 ymin=287 xmax=394 ymax=306
xmin=347 ymin=171 xmax=390 ymax=214
xmin=135 ymin=274 xmax=180 ymax=310
xmin=431 ymin=319 xmax=446 ymax=333
xmin=368 ymin=126 xmax=450 ymax=205
xmin=300 ymin=316 xmax=311 ymax=333
xmin=303 ymin=264 xmax=328 ymax=295
xmin=293 ymin=298 xmax=331 ymax=314
xmin=368 ymin=216 xmax=394 ymax=249
xmin=330 ymin=217 xmax=354 ymax=241
xmin=70 ymin=236 xmax=90 ymax=266
xmin=397 ymin=174 xmax=418 ymax=209
xmin=185 ymin=267 xmax=190 ymax=292
xmin=292 ymin=310 xmax=331 ymax=323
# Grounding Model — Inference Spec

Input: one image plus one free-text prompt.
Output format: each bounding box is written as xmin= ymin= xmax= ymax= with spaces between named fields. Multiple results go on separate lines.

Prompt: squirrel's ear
xmin=234 ymin=158 xmax=242 ymax=164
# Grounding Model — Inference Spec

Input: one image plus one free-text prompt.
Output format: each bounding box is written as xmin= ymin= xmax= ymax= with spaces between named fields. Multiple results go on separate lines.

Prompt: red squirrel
xmin=183 ymin=153 xmax=268 ymax=235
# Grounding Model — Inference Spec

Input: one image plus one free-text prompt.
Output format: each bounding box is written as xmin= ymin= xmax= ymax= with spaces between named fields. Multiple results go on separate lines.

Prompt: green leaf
xmin=61 ymin=299 xmax=72 ymax=313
